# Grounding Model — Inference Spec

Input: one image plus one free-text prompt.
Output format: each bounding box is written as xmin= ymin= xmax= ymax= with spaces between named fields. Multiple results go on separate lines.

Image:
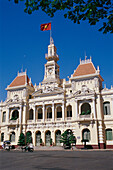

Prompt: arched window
xmin=47 ymin=107 xmax=52 ymax=119
xmin=81 ymin=103 xmax=91 ymax=115
xmin=38 ymin=108 xmax=42 ymax=119
xmin=82 ymin=129 xmax=90 ymax=141
xmin=57 ymin=106 xmax=62 ymax=118
xmin=11 ymin=110 xmax=19 ymax=120
xmin=10 ymin=132 xmax=15 ymax=142
xmin=1 ymin=133 xmax=4 ymax=142
xmin=29 ymin=109 xmax=33 ymax=120
xmin=2 ymin=112 xmax=6 ymax=122
xmin=103 ymin=102 xmax=111 ymax=115
xmin=105 ymin=129 xmax=112 ymax=140
xmin=67 ymin=105 xmax=72 ymax=117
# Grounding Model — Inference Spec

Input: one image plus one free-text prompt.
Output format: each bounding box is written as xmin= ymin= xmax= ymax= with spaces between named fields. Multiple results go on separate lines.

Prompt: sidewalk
xmin=34 ymin=146 xmax=65 ymax=151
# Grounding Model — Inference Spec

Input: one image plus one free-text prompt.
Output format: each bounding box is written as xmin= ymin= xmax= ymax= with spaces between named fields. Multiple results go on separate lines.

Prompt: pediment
xmin=32 ymin=86 xmax=64 ymax=97
xmin=74 ymin=85 xmax=94 ymax=96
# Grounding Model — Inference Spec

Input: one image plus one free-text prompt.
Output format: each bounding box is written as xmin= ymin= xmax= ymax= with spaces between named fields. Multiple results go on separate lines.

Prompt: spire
xmin=50 ymin=37 xmax=54 ymax=45
xmin=45 ymin=36 xmax=59 ymax=62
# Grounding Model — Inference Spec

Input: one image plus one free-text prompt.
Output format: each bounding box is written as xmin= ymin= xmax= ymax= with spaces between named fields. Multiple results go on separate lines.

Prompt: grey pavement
xmin=0 ymin=150 xmax=113 ymax=170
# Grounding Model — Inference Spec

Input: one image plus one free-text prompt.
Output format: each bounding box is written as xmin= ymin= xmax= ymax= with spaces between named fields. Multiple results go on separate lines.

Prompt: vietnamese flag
xmin=40 ymin=23 xmax=51 ymax=31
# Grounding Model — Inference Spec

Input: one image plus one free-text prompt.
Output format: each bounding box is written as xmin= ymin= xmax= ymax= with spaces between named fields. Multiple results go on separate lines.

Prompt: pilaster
xmin=75 ymin=99 xmax=78 ymax=119
xmin=7 ymin=106 xmax=9 ymax=124
xmin=33 ymin=105 xmax=36 ymax=122
xmin=93 ymin=98 xmax=96 ymax=119
xmin=52 ymin=101 xmax=55 ymax=121
xmin=62 ymin=101 xmax=65 ymax=121
xmin=43 ymin=104 xmax=45 ymax=122
xmin=98 ymin=121 xmax=105 ymax=149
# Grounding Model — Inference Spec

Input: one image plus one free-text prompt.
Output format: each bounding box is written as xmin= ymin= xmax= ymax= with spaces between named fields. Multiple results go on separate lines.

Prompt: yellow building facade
xmin=0 ymin=39 xmax=113 ymax=149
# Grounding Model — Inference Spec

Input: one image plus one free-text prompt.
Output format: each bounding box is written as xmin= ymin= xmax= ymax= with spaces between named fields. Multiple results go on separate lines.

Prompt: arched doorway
xmin=45 ymin=130 xmax=51 ymax=146
xmin=36 ymin=131 xmax=41 ymax=146
xmin=55 ymin=130 xmax=61 ymax=146
xmin=26 ymin=131 xmax=32 ymax=144
xmin=82 ymin=129 xmax=90 ymax=141
xmin=10 ymin=132 xmax=15 ymax=142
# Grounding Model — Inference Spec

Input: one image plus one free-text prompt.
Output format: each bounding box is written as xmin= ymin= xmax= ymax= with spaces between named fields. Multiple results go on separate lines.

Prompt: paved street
xmin=0 ymin=150 xmax=113 ymax=170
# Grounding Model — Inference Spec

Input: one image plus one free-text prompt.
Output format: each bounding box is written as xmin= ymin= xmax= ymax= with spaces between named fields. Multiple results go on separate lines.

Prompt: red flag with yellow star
xmin=40 ymin=23 xmax=51 ymax=31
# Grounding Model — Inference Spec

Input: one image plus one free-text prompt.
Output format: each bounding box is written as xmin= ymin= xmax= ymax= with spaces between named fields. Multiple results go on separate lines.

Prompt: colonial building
xmin=0 ymin=38 xmax=113 ymax=149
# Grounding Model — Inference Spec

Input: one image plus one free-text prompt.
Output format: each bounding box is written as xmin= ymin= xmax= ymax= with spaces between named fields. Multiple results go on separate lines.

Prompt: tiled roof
xmin=9 ymin=73 xmax=33 ymax=88
xmin=73 ymin=62 xmax=96 ymax=77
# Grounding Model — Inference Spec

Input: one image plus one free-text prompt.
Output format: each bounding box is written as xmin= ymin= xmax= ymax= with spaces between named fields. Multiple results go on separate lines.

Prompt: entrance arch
xmin=45 ymin=130 xmax=51 ymax=146
xmin=55 ymin=130 xmax=61 ymax=146
xmin=36 ymin=131 xmax=41 ymax=146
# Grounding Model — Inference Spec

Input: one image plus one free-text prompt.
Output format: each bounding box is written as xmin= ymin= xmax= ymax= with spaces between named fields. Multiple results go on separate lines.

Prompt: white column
xmin=75 ymin=100 xmax=78 ymax=119
xmin=52 ymin=102 xmax=55 ymax=121
xmin=19 ymin=105 xmax=22 ymax=124
xmin=0 ymin=108 xmax=2 ymax=124
xmin=32 ymin=131 xmax=35 ymax=146
xmin=62 ymin=101 xmax=65 ymax=121
xmin=43 ymin=104 xmax=45 ymax=122
xmin=98 ymin=121 xmax=105 ymax=148
xmin=93 ymin=99 xmax=96 ymax=119
xmin=33 ymin=106 xmax=36 ymax=122
xmin=111 ymin=98 xmax=113 ymax=114
xmin=7 ymin=107 xmax=9 ymax=123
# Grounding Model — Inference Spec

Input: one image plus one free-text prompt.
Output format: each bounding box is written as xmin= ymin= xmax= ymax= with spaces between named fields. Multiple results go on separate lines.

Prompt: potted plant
xmin=80 ymin=111 xmax=85 ymax=115
xmin=86 ymin=110 xmax=91 ymax=115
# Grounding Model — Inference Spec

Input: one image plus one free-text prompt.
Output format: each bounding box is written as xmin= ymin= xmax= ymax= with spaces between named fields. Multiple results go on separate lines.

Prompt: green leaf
xmin=64 ymin=14 xmax=67 ymax=18
xmin=28 ymin=8 xmax=32 ymax=14
xmin=14 ymin=0 xmax=18 ymax=3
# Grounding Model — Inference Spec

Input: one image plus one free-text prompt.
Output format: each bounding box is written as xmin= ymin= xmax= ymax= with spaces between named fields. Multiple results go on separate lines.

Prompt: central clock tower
xmin=42 ymin=37 xmax=60 ymax=86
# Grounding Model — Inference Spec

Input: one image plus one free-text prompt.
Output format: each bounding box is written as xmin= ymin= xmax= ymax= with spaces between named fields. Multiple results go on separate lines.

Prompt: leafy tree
xmin=60 ymin=129 xmax=76 ymax=148
xmin=8 ymin=0 xmax=113 ymax=34
xmin=26 ymin=131 xmax=32 ymax=144
xmin=18 ymin=133 xmax=25 ymax=146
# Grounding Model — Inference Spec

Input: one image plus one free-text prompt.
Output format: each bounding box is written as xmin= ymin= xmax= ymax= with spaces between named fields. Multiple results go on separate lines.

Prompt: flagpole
xmin=50 ymin=22 xmax=52 ymax=44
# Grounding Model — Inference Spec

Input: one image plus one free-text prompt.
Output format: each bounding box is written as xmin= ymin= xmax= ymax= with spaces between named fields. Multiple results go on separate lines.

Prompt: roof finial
xmin=90 ymin=56 xmax=92 ymax=62
xmin=21 ymin=64 xmax=23 ymax=73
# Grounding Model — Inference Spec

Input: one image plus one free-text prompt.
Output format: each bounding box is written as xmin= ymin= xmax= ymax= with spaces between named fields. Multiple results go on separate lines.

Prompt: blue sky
xmin=0 ymin=0 xmax=113 ymax=101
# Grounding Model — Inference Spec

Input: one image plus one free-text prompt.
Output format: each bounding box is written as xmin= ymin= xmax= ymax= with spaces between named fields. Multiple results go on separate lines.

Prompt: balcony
xmin=36 ymin=119 xmax=43 ymax=123
xmin=45 ymin=118 xmax=52 ymax=122
xmin=27 ymin=120 xmax=34 ymax=124
xmin=78 ymin=114 xmax=92 ymax=120
xmin=45 ymin=53 xmax=59 ymax=61
xmin=55 ymin=118 xmax=62 ymax=121
xmin=9 ymin=119 xmax=19 ymax=124
xmin=65 ymin=117 xmax=72 ymax=121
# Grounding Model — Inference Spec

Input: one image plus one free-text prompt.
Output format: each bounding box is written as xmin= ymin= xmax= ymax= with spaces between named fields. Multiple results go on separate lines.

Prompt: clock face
xmin=48 ymin=68 xmax=52 ymax=74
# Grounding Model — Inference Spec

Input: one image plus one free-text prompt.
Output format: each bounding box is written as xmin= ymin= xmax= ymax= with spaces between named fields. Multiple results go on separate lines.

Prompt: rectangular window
xmin=106 ymin=130 xmax=112 ymax=140
xmin=2 ymin=112 xmax=6 ymax=122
